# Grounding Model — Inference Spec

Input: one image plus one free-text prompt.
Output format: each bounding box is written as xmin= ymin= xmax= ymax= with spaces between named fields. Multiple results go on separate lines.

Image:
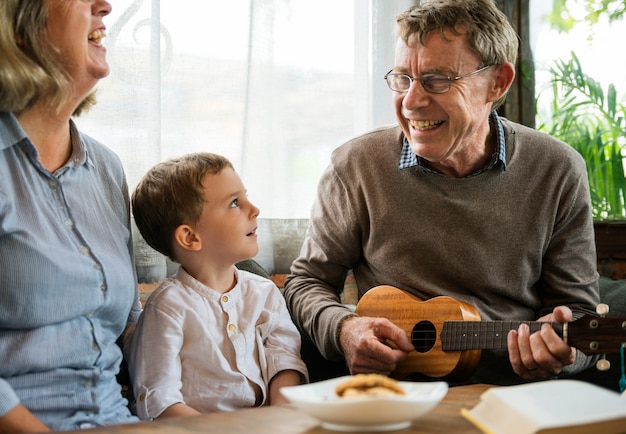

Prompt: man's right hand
xmin=339 ymin=316 xmax=414 ymax=375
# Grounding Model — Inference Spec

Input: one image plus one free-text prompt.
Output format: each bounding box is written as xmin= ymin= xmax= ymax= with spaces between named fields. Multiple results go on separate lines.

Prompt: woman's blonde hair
xmin=0 ymin=0 xmax=93 ymax=114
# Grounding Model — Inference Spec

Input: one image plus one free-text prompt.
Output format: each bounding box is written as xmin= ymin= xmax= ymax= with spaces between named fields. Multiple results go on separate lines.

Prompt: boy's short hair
xmin=132 ymin=152 xmax=234 ymax=260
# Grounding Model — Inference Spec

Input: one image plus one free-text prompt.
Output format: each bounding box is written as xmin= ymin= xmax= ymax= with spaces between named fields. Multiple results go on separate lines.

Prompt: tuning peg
xmin=596 ymin=303 xmax=609 ymax=316
xmin=596 ymin=356 xmax=611 ymax=371
xmin=593 ymin=304 xmax=611 ymax=371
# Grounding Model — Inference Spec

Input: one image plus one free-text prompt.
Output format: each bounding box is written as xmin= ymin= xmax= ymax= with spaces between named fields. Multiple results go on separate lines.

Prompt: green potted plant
xmin=536 ymin=51 xmax=626 ymax=221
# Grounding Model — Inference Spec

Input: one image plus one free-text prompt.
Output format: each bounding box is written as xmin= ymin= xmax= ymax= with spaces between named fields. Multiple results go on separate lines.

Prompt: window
xmin=77 ymin=0 xmax=415 ymax=218
xmin=531 ymin=0 xmax=626 ymax=118
xmin=531 ymin=0 xmax=626 ymax=219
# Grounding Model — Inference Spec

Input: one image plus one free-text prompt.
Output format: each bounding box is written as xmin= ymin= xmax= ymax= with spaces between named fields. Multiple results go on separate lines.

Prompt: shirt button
xmin=81 ymin=246 xmax=90 ymax=255
xmin=64 ymin=219 xmax=73 ymax=228
xmin=48 ymin=180 xmax=57 ymax=189
xmin=100 ymin=283 xmax=107 ymax=292
xmin=228 ymin=324 xmax=236 ymax=332
xmin=93 ymin=344 xmax=100 ymax=352
xmin=85 ymin=380 xmax=94 ymax=388
xmin=94 ymin=263 xmax=102 ymax=271
xmin=221 ymin=295 xmax=228 ymax=303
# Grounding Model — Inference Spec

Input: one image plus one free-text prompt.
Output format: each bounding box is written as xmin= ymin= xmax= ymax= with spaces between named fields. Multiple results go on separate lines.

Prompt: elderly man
xmin=284 ymin=0 xmax=599 ymax=386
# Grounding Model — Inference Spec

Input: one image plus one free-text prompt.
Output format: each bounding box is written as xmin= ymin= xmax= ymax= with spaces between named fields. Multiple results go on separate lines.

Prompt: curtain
xmin=76 ymin=0 xmax=415 ymax=219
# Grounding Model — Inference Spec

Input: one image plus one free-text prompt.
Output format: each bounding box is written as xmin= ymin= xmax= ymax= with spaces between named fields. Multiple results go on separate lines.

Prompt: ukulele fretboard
xmin=439 ymin=321 xmax=563 ymax=351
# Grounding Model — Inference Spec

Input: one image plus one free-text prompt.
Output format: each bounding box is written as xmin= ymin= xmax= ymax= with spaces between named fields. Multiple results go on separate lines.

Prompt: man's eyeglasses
xmin=384 ymin=65 xmax=494 ymax=94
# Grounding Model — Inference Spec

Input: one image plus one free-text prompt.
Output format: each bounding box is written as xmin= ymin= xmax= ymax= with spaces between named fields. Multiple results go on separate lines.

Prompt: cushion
xmin=599 ymin=276 xmax=626 ymax=318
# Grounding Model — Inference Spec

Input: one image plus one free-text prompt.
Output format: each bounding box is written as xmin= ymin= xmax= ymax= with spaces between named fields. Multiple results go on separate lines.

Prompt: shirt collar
xmin=398 ymin=111 xmax=507 ymax=175
xmin=1 ymin=112 xmax=93 ymax=170
xmin=68 ymin=118 xmax=93 ymax=169
xmin=0 ymin=111 xmax=28 ymax=151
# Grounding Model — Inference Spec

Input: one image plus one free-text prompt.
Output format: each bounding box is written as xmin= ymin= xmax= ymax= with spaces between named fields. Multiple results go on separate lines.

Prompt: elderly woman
xmin=0 ymin=0 xmax=140 ymax=431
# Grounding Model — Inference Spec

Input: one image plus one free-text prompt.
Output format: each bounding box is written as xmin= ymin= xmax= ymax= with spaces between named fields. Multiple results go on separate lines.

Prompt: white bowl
xmin=281 ymin=376 xmax=448 ymax=432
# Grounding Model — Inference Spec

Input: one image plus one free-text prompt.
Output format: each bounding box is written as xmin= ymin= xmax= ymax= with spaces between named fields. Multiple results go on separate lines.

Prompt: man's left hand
xmin=507 ymin=306 xmax=576 ymax=379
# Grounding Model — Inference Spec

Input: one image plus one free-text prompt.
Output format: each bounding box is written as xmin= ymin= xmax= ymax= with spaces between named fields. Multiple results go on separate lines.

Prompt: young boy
xmin=126 ymin=153 xmax=308 ymax=420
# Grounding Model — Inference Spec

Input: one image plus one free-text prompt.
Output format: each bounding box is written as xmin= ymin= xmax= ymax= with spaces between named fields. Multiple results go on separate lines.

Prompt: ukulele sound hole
xmin=412 ymin=321 xmax=436 ymax=353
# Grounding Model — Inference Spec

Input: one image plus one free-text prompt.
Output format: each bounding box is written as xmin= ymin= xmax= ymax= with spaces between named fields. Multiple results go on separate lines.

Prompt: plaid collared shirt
xmin=398 ymin=111 xmax=506 ymax=177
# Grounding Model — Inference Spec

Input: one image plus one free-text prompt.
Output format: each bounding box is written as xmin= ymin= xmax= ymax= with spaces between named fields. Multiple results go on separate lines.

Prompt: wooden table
xmin=66 ymin=384 xmax=491 ymax=434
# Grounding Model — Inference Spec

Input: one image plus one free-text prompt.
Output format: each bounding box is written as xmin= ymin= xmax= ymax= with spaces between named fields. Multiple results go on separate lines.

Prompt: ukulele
xmin=355 ymin=285 xmax=626 ymax=380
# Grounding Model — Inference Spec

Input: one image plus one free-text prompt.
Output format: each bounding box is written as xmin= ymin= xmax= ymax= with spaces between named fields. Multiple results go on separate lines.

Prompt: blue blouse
xmin=0 ymin=112 xmax=141 ymax=430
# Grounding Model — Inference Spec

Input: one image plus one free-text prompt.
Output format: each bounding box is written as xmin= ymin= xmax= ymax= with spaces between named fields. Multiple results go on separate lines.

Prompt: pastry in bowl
xmin=280 ymin=375 xmax=449 ymax=431
xmin=335 ymin=373 xmax=405 ymax=398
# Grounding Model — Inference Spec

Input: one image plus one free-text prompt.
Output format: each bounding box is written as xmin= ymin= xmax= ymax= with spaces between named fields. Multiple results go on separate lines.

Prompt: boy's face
xmin=194 ymin=167 xmax=260 ymax=267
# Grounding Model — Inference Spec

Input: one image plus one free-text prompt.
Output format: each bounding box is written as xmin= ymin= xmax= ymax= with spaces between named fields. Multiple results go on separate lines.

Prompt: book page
xmin=462 ymin=380 xmax=626 ymax=434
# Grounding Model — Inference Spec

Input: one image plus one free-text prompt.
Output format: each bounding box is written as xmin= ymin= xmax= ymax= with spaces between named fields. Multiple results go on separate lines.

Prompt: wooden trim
xmin=595 ymin=222 xmax=626 ymax=260
xmin=495 ymin=0 xmax=535 ymax=128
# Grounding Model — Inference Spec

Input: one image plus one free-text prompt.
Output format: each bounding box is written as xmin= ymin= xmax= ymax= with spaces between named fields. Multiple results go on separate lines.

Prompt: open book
xmin=461 ymin=380 xmax=626 ymax=434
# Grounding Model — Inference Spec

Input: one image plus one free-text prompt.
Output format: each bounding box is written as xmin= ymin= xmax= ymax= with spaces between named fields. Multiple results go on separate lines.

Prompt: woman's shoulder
xmin=73 ymin=122 xmax=124 ymax=172
xmin=79 ymin=131 xmax=122 ymax=163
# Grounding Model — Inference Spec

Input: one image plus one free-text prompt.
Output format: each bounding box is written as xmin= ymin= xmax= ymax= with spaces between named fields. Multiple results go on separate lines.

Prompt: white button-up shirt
xmin=127 ymin=267 xmax=308 ymax=419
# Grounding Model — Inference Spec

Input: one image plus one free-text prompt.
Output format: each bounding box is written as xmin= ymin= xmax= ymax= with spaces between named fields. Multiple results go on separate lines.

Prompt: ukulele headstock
xmin=567 ymin=309 xmax=626 ymax=356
